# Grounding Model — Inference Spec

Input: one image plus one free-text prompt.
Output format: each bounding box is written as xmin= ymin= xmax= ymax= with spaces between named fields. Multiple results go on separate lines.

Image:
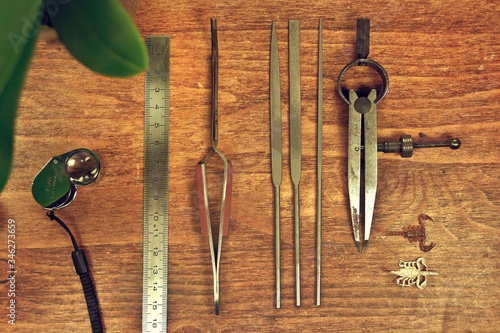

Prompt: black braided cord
xmin=47 ymin=212 xmax=103 ymax=332
xmin=79 ymin=271 xmax=103 ymax=333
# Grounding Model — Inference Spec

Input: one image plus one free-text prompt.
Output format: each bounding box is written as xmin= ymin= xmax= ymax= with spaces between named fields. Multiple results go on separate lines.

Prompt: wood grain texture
xmin=1 ymin=0 xmax=499 ymax=332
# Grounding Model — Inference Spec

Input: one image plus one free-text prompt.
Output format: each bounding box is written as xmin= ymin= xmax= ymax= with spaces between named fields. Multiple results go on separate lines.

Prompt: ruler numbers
xmin=143 ymin=36 xmax=170 ymax=333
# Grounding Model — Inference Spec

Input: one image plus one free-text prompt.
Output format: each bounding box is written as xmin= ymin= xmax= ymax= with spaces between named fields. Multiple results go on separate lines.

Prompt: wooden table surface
xmin=1 ymin=0 xmax=499 ymax=332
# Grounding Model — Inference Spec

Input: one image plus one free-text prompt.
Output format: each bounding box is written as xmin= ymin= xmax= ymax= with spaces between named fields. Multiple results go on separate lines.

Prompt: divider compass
xmin=338 ymin=18 xmax=461 ymax=252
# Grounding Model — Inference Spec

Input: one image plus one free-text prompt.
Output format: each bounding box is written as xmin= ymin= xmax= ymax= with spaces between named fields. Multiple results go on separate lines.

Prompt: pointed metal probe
xmin=289 ymin=19 xmax=302 ymax=306
xmin=316 ymin=18 xmax=323 ymax=306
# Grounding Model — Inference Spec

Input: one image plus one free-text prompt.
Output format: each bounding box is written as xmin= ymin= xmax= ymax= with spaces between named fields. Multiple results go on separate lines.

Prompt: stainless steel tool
xmin=316 ymin=18 xmax=323 ymax=306
xmin=338 ymin=18 xmax=461 ymax=253
xmin=142 ymin=35 xmax=170 ymax=332
xmin=195 ymin=18 xmax=233 ymax=315
xmin=289 ymin=19 xmax=302 ymax=307
xmin=270 ymin=21 xmax=282 ymax=309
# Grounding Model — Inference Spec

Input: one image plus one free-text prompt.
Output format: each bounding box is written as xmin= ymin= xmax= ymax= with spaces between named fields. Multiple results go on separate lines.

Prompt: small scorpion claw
xmin=420 ymin=241 xmax=436 ymax=252
xmin=418 ymin=214 xmax=434 ymax=224
xmin=417 ymin=214 xmax=436 ymax=252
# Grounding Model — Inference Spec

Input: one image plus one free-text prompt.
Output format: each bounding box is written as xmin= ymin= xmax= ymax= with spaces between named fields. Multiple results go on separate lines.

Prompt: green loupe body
xmin=32 ymin=149 xmax=100 ymax=209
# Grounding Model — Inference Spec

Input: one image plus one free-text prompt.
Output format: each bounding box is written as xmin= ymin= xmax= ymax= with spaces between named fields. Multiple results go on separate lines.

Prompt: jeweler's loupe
xmin=32 ymin=149 xmax=100 ymax=210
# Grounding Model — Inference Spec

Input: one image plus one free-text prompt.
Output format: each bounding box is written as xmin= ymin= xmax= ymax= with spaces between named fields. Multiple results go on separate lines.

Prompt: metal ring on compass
xmin=337 ymin=58 xmax=389 ymax=105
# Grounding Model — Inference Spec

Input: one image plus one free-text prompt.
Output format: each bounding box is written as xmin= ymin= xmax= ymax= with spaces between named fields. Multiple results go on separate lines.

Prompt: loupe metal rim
xmin=337 ymin=58 xmax=389 ymax=105
xmin=63 ymin=148 xmax=100 ymax=187
xmin=43 ymin=184 xmax=77 ymax=210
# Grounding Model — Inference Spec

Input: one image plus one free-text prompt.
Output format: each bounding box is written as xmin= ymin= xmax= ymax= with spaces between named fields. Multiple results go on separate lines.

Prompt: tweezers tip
xmin=215 ymin=303 xmax=220 ymax=315
xmin=362 ymin=240 xmax=368 ymax=253
xmin=355 ymin=241 xmax=362 ymax=252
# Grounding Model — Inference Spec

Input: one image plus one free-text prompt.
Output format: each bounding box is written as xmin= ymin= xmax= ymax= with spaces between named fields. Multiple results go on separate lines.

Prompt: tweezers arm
xmin=196 ymin=163 xmax=211 ymax=236
xmin=221 ymin=162 xmax=233 ymax=236
xmin=196 ymin=161 xmax=232 ymax=237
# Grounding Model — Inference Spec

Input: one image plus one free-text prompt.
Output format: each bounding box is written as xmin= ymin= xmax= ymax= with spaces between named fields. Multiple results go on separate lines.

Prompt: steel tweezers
xmin=196 ymin=18 xmax=233 ymax=315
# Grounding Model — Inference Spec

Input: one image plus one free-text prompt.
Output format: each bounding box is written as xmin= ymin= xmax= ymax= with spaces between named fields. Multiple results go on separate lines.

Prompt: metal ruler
xmin=142 ymin=35 xmax=170 ymax=333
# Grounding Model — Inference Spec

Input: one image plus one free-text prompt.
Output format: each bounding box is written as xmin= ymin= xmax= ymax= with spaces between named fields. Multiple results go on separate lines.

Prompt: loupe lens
xmin=65 ymin=149 xmax=100 ymax=186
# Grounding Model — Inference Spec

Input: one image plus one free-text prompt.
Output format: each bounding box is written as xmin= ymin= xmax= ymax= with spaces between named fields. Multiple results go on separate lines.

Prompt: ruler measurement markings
xmin=143 ymin=35 xmax=170 ymax=333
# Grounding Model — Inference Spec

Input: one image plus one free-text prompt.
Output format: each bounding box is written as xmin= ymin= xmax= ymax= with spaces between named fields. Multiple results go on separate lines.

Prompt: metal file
xmin=270 ymin=21 xmax=282 ymax=309
xmin=289 ymin=19 xmax=301 ymax=307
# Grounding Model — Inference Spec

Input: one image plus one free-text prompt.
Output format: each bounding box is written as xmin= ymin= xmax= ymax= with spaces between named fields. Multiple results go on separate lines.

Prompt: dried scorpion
xmin=386 ymin=214 xmax=436 ymax=252
xmin=390 ymin=257 xmax=438 ymax=289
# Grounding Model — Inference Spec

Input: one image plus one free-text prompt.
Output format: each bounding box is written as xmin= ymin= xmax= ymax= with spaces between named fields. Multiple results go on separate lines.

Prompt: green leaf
xmin=51 ymin=0 xmax=148 ymax=77
xmin=0 ymin=0 xmax=43 ymax=193
xmin=0 ymin=0 xmax=42 ymax=95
